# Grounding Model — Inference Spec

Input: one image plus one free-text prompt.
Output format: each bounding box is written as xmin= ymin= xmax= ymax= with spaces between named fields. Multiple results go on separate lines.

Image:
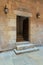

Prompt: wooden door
xmin=23 ymin=18 xmax=28 ymax=41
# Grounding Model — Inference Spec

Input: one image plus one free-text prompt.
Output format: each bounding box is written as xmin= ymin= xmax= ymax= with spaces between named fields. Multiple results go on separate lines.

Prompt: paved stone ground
xmin=0 ymin=47 xmax=43 ymax=65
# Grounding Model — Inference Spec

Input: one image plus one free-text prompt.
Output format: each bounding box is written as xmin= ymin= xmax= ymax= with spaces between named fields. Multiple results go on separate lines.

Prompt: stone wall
xmin=0 ymin=0 xmax=16 ymax=50
xmin=0 ymin=0 xmax=43 ymax=50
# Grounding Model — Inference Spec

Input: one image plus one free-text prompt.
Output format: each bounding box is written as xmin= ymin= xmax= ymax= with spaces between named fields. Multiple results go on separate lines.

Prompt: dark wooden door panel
xmin=23 ymin=18 xmax=28 ymax=41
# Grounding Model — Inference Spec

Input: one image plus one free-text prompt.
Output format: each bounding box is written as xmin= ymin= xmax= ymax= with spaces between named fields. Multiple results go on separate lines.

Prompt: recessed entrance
xmin=16 ymin=16 xmax=29 ymax=42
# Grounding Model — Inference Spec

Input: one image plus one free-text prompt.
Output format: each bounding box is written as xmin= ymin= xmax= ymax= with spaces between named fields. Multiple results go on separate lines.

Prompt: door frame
xmin=14 ymin=10 xmax=32 ymax=42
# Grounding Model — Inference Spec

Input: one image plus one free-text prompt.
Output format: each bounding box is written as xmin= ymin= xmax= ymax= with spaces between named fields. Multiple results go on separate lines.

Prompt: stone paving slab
xmin=0 ymin=47 xmax=43 ymax=65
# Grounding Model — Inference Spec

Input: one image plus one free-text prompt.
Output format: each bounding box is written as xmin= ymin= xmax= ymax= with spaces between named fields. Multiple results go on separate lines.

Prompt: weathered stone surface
xmin=0 ymin=0 xmax=43 ymax=50
xmin=14 ymin=47 xmax=39 ymax=54
xmin=16 ymin=43 xmax=35 ymax=50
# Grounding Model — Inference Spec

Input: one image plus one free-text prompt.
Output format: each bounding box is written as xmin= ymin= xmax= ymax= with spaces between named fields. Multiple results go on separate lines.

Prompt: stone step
xmin=16 ymin=41 xmax=29 ymax=45
xmin=14 ymin=47 xmax=39 ymax=54
xmin=16 ymin=43 xmax=35 ymax=50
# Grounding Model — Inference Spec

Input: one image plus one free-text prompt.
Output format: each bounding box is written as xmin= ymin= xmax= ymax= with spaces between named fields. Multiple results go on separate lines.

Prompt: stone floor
xmin=0 ymin=47 xmax=43 ymax=65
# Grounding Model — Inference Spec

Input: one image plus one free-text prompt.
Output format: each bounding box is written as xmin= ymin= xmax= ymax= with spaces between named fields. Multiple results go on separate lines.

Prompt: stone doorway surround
xmin=14 ymin=10 xmax=32 ymax=42
xmin=14 ymin=10 xmax=32 ymax=17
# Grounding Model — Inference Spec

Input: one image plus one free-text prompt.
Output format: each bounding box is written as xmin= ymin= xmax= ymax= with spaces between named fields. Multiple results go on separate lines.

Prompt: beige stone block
xmin=8 ymin=19 xmax=16 ymax=27
xmin=5 ymin=27 xmax=16 ymax=31
xmin=14 ymin=10 xmax=32 ymax=17
xmin=8 ymin=31 xmax=16 ymax=40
